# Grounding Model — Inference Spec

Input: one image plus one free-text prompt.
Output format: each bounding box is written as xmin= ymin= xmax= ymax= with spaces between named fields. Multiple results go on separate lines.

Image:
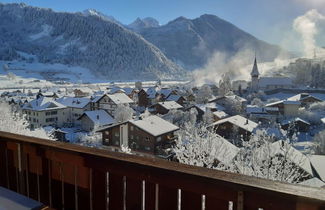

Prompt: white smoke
xmin=293 ymin=9 xmax=325 ymax=58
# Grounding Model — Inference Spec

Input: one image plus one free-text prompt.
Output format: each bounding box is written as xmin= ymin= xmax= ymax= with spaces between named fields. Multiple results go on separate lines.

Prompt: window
xmin=130 ymin=125 xmax=134 ymax=131
xmin=130 ymin=135 xmax=134 ymax=140
xmin=105 ymin=131 xmax=109 ymax=135
xmin=104 ymin=138 xmax=109 ymax=143
xmin=157 ymin=137 xmax=162 ymax=142
xmin=136 ymin=136 xmax=139 ymax=140
xmin=114 ymin=132 xmax=120 ymax=137
xmin=145 ymin=137 xmax=150 ymax=142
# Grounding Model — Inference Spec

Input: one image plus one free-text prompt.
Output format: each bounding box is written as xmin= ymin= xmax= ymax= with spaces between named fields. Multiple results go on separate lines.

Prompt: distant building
xmin=78 ymin=110 xmax=115 ymax=132
xmin=98 ymin=115 xmax=179 ymax=156
xmin=22 ymin=96 xmax=67 ymax=129
xmin=250 ymin=57 xmax=294 ymax=92
xmin=150 ymin=101 xmax=183 ymax=115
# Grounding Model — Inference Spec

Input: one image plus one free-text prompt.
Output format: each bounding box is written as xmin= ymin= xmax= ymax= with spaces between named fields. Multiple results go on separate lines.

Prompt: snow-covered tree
xmin=195 ymin=85 xmax=213 ymax=104
xmin=218 ymin=73 xmax=232 ymax=96
xmin=162 ymin=108 xmax=197 ymax=127
xmin=173 ymin=123 xmax=239 ymax=168
xmin=173 ymin=123 xmax=308 ymax=184
xmin=313 ymin=130 xmax=325 ymax=155
xmin=113 ymin=104 xmax=134 ymax=123
xmin=202 ymin=108 xmax=214 ymax=125
xmin=251 ymin=98 xmax=264 ymax=107
xmin=0 ymin=102 xmax=54 ymax=140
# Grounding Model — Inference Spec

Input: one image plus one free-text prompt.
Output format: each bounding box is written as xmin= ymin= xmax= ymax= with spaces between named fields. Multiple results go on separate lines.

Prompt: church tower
xmin=250 ymin=56 xmax=260 ymax=92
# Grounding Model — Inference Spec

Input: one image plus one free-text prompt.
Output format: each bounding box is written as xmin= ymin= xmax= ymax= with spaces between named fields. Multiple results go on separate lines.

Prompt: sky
xmin=1 ymin=0 xmax=325 ymax=51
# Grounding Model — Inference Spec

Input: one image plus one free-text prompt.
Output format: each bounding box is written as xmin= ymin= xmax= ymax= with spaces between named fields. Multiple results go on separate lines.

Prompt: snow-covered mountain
xmin=82 ymin=9 xmax=122 ymax=25
xmin=0 ymin=3 xmax=185 ymax=80
xmin=128 ymin=17 xmax=160 ymax=31
xmin=139 ymin=14 xmax=288 ymax=70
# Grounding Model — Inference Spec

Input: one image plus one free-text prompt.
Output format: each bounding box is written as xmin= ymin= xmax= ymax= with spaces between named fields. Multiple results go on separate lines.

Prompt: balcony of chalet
xmin=0 ymin=130 xmax=324 ymax=210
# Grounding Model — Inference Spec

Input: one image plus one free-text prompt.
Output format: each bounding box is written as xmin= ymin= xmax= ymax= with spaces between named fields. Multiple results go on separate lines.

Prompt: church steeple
xmin=251 ymin=56 xmax=259 ymax=77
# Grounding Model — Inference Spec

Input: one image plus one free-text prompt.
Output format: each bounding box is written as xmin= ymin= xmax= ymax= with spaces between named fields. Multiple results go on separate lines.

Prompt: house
xmin=246 ymin=105 xmax=277 ymax=122
xmin=98 ymin=115 xmax=179 ymax=155
xmin=249 ymin=57 xmax=294 ymax=92
xmin=78 ymin=110 xmax=115 ymax=132
xmin=151 ymin=101 xmax=183 ymax=115
xmin=280 ymin=118 xmax=310 ymax=133
xmin=90 ymin=93 xmax=134 ymax=115
xmin=137 ymin=89 xmax=149 ymax=108
xmin=209 ymin=95 xmax=247 ymax=113
xmin=166 ymin=94 xmax=186 ymax=106
xmin=209 ymin=115 xmax=259 ymax=142
xmin=287 ymin=93 xmax=323 ymax=107
xmin=256 ymin=140 xmax=313 ymax=181
xmin=73 ymin=89 xmax=90 ymax=97
xmin=56 ymin=97 xmax=91 ymax=126
xmin=185 ymin=103 xmax=226 ymax=122
xmin=22 ymin=96 xmax=67 ymax=129
xmin=265 ymin=100 xmax=301 ymax=116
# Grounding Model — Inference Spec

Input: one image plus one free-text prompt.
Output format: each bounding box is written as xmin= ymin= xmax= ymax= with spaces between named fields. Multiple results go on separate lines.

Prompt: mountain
xmin=138 ymin=14 xmax=288 ymax=70
xmin=82 ymin=9 xmax=122 ymax=25
xmin=0 ymin=3 xmax=185 ymax=80
xmin=128 ymin=17 xmax=160 ymax=31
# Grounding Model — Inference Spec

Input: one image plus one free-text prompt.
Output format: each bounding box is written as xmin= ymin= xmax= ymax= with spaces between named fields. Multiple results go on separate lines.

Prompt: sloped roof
xmin=166 ymin=94 xmax=182 ymax=102
xmin=310 ymin=155 xmax=325 ymax=182
xmin=287 ymin=93 xmax=322 ymax=102
xmin=129 ymin=115 xmax=179 ymax=137
xmin=213 ymin=110 xmax=229 ymax=119
xmin=22 ymin=97 xmax=66 ymax=111
xmin=210 ymin=115 xmax=258 ymax=133
xmin=81 ymin=110 xmax=115 ymax=126
xmin=56 ymin=97 xmax=90 ymax=108
xmin=264 ymin=140 xmax=313 ymax=175
xmin=266 ymin=100 xmax=301 ymax=107
xmin=299 ymin=177 xmax=325 ymax=188
xmin=108 ymin=93 xmax=134 ymax=104
xmin=281 ymin=117 xmax=310 ymax=126
xmin=158 ymin=101 xmax=183 ymax=110
xmin=251 ymin=57 xmax=259 ymax=77
xmin=259 ymin=77 xmax=293 ymax=88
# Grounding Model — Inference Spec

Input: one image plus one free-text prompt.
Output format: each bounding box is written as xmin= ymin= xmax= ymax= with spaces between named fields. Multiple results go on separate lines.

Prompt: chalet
xmin=209 ymin=115 xmax=258 ymax=142
xmin=151 ymin=101 xmax=183 ymax=115
xmin=137 ymin=89 xmax=149 ymax=107
xmin=56 ymin=97 xmax=91 ymax=126
xmin=287 ymin=93 xmax=323 ymax=107
xmin=78 ymin=110 xmax=115 ymax=132
xmin=98 ymin=115 xmax=179 ymax=155
xmin=186 ymin=103 xmax=226 ymax=122
xmin=166 ymin=94 xmax=186 ymax=106
xmin=280 ymin=118 xmax=310 ymax=133
xmin=90 ymin=93 xmax=134 ymax=115
xmin=265 ymin=100 xmax=301 ymax=116
xmin=22 ymin=96 xmax=67 ymax=129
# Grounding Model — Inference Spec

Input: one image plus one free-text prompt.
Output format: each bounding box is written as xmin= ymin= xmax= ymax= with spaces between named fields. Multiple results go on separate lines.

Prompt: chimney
xmin=245 ymin=118 xmax=248 ymax=125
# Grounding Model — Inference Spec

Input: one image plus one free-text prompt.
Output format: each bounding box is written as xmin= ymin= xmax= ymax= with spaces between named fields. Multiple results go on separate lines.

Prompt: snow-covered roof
xmin=310 ymin=155 xmax=325 ymax=182
xmin=299 ymin=177 xmax=325 ymax=188
xmin=209 ymin=135 xmax=240 ymax=165
xmin=158 ymin=101 xmax=183 ymax=110
xmin=160 ymin=88 xmax=173 ymax=97
xmin=166 ymin=94 xmax=182 ymax=102
xmin=266 ymin=100 xmax=301 ymax=107
xmin=287 ymin=93 xmax=322 ymax=102
xmin=321 ymin=118 xmax=325 ymax=124
xmin=246 ymin=105 xmax=266 ymax=114
xmin=196 ymin=103 xmax=225 ymax=113
xmin=213 ymin=111 xmax=229 ymax=119
xmin=264 ymin=140 xmax=313 ymax=175
xmin=81 ymin=110 xmax=115 ymax=126
xmin=146 ymin=86 xmax=160 ymax=99
xmin=226 ymin=95 xmax=247 ymax=103
xmin=210 ymin=115 xmax=258 ymax=133
xmin=22 ymin=96 xmax=66 ymax=111
xmin=258 ymin=77 xmax=293 ymax=88
xmin=107 ymin=93 xmax=134 ymax=104
xmin=129 ymin=115 xmax=179 ymax=137
xmin=281 ymin=117 xmax=310 ymax=126
xmin=56 ymin=97 xmax=90 ymax=108
xmin=91 ymin=95 xmax=104 ymax=103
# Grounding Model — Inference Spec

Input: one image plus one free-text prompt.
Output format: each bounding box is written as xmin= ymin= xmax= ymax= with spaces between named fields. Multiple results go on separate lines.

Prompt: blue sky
xmin=1 ymin=0 xmax=325 ymax=49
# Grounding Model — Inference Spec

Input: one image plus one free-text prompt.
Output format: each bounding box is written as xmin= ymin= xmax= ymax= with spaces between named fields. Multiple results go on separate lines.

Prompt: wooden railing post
xmin=237 ymin=191 xmax=243 ymax=210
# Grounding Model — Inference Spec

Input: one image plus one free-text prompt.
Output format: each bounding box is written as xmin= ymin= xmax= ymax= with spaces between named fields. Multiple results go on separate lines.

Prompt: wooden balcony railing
xmin=0 ymin=131 xmax=324 ymax=210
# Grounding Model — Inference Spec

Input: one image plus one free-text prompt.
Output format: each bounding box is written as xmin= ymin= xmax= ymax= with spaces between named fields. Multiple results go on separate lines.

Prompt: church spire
xmin=251 ymin=56 xmax=259 ymax=77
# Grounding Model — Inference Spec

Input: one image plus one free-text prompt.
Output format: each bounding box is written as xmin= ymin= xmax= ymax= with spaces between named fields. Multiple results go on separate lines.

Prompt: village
xmin=1 ymin=57 xmax=325 ymax=188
